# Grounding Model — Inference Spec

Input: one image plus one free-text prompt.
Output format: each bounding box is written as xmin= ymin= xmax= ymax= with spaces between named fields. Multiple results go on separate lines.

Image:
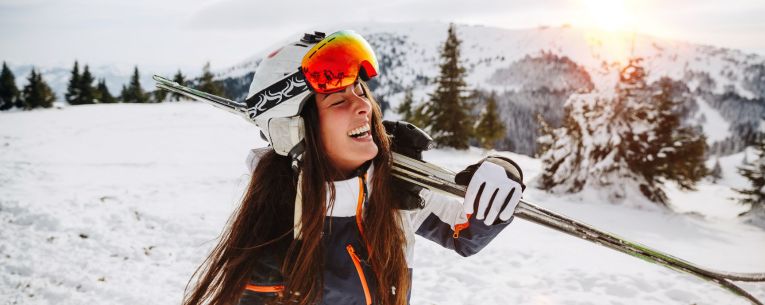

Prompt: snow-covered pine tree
xmin=21 ymin=68 xmax=55 ymax=109
xmin=197 ymin=62 xmax=224 ymax=97
xmin=474 ymin=92 xmax=505 ymax=149
xmin=709 ymin=158 xmax=723 ymax=183
xmin=65 ymin=61 xmax=82 ymax=105
xmin=538 ymin=58 xmax=707 ymax=207
xmin=0 ymin=62 xmax=19 ymax=110
xmin=121 ymin=66 xmax=148 ymax=103
xmin=535 ymin=113 xmax=556 ymax=157
xmin=171 ymin=70 xmax=186 ymax=101
xmin=736 ymin=137 xmax=765 ymax=227
xmin=421 ymin=23 xmax=472 ymax=149
xmin=626 ymin=76 xmax=707 ymax=202
xmin=95 ymin=79 xmax=116 ymax=104
xmin=79 ymin=65 xmax=96 ymax=104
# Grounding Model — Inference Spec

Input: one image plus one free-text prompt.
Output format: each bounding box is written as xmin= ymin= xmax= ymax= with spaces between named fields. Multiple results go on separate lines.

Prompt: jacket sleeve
xmin=412 ymin=188 xmax=513 ymax=257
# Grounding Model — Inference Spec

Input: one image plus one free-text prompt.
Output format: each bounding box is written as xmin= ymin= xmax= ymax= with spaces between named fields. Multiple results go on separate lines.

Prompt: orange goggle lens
xmin=300 ymin=30 xmax=379 ymax=94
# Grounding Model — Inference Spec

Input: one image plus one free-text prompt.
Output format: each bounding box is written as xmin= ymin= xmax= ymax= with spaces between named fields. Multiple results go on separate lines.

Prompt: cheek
xmin=318 ymin=110 xmax=346 ymax=150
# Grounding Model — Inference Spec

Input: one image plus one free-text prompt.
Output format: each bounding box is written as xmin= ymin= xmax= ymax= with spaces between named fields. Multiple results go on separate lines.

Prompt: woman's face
xmin=315 ymin=82 xmax=379 ymax=177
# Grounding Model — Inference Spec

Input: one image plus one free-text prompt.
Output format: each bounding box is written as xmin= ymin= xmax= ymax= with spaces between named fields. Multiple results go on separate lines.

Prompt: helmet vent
xmin=300 ymin=31 xmax=326 ymax=43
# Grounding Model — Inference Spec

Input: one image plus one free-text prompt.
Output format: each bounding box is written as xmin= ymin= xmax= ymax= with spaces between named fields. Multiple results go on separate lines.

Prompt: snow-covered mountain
xmin=7 ymin=22 xmax=764 ymax=157
xmin=216 ymin=22 xmax=765 ymax=156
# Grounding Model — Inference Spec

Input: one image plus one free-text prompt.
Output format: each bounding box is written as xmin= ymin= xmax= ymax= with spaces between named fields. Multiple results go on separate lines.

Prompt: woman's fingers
xmin=463 ymin=179 xmax=483 ymax=215
xmin=498 ymin=181 xmax=522 ymax=222
xmin=474 ymin=183 xmax=495 ymax=220
xmin=482 ymin=186 xmax=509 ymax=225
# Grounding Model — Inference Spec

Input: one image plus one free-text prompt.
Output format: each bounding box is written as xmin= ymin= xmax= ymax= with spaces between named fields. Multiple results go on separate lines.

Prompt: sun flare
xmin=581 ymin=0 xmax=635 ymax=32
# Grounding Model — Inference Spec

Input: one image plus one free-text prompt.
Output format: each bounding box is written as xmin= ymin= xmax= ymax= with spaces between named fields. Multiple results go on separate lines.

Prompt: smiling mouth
xmin=348 ymin=123 xmax=371 ymax=138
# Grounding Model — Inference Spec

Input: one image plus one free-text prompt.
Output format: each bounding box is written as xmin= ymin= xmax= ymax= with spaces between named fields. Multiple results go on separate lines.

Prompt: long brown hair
xmin=182 ymin=81 xmax=411 ymax=305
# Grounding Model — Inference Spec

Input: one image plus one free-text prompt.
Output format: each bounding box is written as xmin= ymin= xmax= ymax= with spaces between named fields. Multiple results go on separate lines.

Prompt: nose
xmin=346 ymin=85 xmax=371 ymax=116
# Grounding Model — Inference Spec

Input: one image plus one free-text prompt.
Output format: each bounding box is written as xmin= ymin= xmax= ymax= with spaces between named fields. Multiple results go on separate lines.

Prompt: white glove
xmin=462 ymin=160 xmax=524 ymax=226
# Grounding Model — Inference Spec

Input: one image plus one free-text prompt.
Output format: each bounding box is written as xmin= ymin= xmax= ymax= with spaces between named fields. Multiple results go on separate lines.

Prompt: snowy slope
xmin=1 ymin=103 xmax=764 ymax=305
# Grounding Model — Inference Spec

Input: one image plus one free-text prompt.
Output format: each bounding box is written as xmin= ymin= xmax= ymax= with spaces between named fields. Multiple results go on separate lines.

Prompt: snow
xmin=2 ymin=103 xmax=764 ymax=305
xmin=695 ymin=96 xmax=732 ymax=145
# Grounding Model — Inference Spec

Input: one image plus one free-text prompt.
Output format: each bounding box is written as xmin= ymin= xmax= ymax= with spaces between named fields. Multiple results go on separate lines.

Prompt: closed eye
xmin=354 ymin=84 xmax=366 ymax=97
xmin=331 ymin=100 xmax=345 ymax=106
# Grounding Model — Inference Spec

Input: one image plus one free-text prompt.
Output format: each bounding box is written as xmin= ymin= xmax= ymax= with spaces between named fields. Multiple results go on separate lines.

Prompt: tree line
xmin=0 ymin=61 xmax=224 ymax=110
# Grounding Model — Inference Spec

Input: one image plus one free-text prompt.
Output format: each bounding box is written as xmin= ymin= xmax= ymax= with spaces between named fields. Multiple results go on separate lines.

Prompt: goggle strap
xmin=245 ymin=70 xmax=310 ymax=119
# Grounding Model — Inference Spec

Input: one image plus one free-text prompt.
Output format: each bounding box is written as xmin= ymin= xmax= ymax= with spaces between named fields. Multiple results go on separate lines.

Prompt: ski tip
xmin=152 ymin=75 xmax=176 ymax=84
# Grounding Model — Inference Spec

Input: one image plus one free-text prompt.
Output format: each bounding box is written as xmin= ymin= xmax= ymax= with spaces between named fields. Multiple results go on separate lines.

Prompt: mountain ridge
xmin=6 ymin=22 xmax=763 ymax=156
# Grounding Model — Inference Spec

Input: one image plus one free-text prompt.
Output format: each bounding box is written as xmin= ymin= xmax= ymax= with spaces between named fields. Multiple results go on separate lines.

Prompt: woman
xmin=182 ymin=30 xmax=526 ymax=305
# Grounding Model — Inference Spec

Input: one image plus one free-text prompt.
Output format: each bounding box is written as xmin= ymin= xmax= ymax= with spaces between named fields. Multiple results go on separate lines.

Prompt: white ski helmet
xmin=244 ymin=30 xmax=379 ymax=166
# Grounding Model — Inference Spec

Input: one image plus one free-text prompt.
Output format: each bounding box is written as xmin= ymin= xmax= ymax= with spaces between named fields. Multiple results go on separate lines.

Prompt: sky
xmin=1 ymin=0 xmax=764 ymax=76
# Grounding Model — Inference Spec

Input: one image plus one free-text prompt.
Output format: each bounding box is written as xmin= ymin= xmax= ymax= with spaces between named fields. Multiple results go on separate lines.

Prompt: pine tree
xmin=0 ymin=62 xmax=19 ymax=110
xmin=65 ymin=61 xmax=82 ymax=105
xmin=736 ymin=137 xmax=765 ymax=226
xmin=538 ymin=58 xmax=707 ymax=207
xmin=397 ymin=87 xmax=421 ymax=126
xmin=535 ymin=113 xmax=555 ymax=157
xmin=119 ymin=85 xmax=127 ymax=102
xmin=152 ymin=89 xmax=167 ymax=103
xmin=79 ymin=65 xmax=96 ymax=104
xmin=474 ymin=92 xmax=506 ymax=149
xmin=538 ymin=104 xmax=585 ymax=191
xmin=421 ymin=23 xmax=472 ymax=149
xmin=171 ymin=70 xmax=186 ymax=101
xmin=398 ymin=88 xmax=414 ymax=118
xmin=121 ymin=66 xmax=148 ymax=103
xmin=21 ymin=69 xmax=55 ymax=109
xmin=95 ymin=79 xmax=116 ymax=103
xmin=197 ymin=62 xmax=224 ymax=97
xmin=709 ymin=158 xmax=723 ymax=183
xmin=625 ymin=76 xmax=707 ymax=203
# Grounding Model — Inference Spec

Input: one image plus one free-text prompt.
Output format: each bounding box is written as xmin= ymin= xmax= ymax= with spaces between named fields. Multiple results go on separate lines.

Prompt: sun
xmin=580 ymin=0 xmax=635 ymax=32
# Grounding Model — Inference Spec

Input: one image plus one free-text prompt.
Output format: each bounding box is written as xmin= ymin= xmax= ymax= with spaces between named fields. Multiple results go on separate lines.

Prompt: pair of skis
xmin=153 ymin=75 xmax=765 ymax=305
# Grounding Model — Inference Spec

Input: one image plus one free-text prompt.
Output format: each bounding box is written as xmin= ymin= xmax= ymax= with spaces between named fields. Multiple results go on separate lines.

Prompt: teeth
xmin=347 ymin=124 xmax=370 ymax=137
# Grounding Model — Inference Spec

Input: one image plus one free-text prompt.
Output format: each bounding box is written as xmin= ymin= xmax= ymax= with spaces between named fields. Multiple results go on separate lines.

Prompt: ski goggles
xmin=244 ymin=30 xmax=379 ymax=118
xmin=300 ymin=30 xmax=379 ymax=94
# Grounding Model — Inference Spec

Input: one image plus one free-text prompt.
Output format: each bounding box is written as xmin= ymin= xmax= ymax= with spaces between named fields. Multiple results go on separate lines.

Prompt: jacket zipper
xmin=346 ymin=244 xmax=372 ymax=305
xmin=244 ymin=284 xmax=285 ymax=297
xmin=453 ymin=213 xmax=472 ymax=238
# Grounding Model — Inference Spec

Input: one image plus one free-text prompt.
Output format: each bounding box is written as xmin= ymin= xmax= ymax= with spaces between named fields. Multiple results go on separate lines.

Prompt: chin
xmin=360 ymin=145 xmax=379 ymax=162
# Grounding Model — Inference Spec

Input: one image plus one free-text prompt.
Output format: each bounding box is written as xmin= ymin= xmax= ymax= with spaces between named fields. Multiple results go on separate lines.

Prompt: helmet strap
xmin=288 ymin=140 xmax=305 ymax=173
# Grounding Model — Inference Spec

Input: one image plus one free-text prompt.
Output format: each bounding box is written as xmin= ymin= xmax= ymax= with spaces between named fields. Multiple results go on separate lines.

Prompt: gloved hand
xmin=455 ymin=156 xmax=525 ymax=226
xmin=383 ymin=120 xmax=434 ymax=210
